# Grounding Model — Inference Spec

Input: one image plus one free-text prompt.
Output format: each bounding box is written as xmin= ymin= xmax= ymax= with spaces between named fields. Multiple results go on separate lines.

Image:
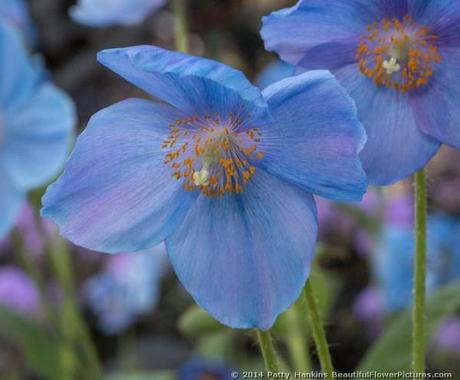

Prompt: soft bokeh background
xmin=1 ymin=0 xmax=460 ymax=379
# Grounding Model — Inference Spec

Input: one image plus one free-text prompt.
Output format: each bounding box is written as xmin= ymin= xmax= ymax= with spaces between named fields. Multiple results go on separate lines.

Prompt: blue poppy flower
xmin=255 ymin=60 xmax=295 ymax=89
xmin=42 ymin=45 xmax=367 ymax=329
xmin=83 ymin=244 xmax=166 ymax=335
xmin=0 ymin=20 xmax=75 ymax=238
xmin=262 ymin=0 xmax=460 ymax=185
xmin=70 ymin=0 xmax=166 ymax=27
xmin=0 ymin=0 xmax=37 ymax=45
xmin=375 ymin=214 xmax=460 ymax=311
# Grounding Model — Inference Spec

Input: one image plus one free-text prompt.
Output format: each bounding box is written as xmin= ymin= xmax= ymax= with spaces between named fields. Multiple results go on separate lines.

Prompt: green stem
xmin=412 ymin=169 xmax=427 ymax=375
xmin=285 ymin=303 xmax=311 ymax=372
xmin=256 ymin=330 xmax=279 ymax=372
xmin=173 ymin=0 xmax=189 ymax=53
xmin=48 ymin=235 xmax=102 ymax=380
xmin=303 ymin=281 xmax=334 ymax=379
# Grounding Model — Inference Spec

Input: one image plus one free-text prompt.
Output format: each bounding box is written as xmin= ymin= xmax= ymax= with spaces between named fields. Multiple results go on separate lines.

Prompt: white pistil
xmin=382 ymin=57 xmax=401 ymax=74
xmin=193 ymin=169 xmax=210 ymax=186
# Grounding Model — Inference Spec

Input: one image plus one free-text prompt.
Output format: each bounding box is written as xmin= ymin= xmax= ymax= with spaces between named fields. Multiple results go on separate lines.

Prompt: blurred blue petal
xmin=42 ymin=99 xmax=196 ymax=254
xmin=0 ymin=20 xmax=39 ymax=110
xmin=84 ymin=244 xmax=166 ymax=335
xmin=260 ymin=70 xmax=367 ymax=201
xmin=375 ymin=214 xmax=460 ymax=311
xmin=0 ymin=0 xmax=38 ymax=46
xmin=3 ymin=84 xmax=75 ymax=189
xmin=166 ymin=170 xmax=317 ymax=329
xmin=255 ymin=60 xmax=295 ymax=89
xmin=70 ymin=0 xmax=166 ymax=27
xmin=0 ymin=20 xmax=74 ymax=238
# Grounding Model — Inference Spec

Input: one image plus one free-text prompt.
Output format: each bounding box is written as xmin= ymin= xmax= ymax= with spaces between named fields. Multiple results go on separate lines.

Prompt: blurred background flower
xmin=70 ymin=0 xmax=167 ymax=27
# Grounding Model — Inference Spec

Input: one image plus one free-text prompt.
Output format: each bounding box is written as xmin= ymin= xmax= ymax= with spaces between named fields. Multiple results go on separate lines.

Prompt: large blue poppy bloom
xmin=42 ymin=45 xmax=367 ymax=329
xmin=70 ymin=0 xmax=166 ymax=27
xmin=262 ymin=0 xmax=460 ymax=185
xmin=0 ymin=20 xmax=75 ymax=238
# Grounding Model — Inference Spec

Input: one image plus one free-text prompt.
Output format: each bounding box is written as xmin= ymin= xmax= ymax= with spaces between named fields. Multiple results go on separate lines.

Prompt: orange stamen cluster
xmin=356 ymin=15 xmax=441 ymax=92
xmin=162 ymin=114 xmax=264 ymax=197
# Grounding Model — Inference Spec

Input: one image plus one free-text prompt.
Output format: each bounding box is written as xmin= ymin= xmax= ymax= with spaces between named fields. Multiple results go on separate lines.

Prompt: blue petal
xmin=261 ymin=0 xmax=378 ymax=67
xmin=42 ymin=98 xmax=197 ymax=253
xmin=334 ymin=64 xmax=441 ymax=185
xmin=0 ymin=0 xmax=38 ymax=45
xmin=2 ymin=83 xmax=76 ymax=189
xmin=70 ymin=0 xmax=166 ymax=27
xmin=409 ymin=0 xmax=460 ymax=46
xmin=259 ymin=70 xmax=367 ymax=202
xmin=97 ymin=46 xmax=267 ymax=119
xmin=409 ymin=47 xmax=460 ymax=148
xmin=166 ymin=170 xmax=317 ymax=329
xmin=0 ymin=19 xmax=39 ymax=111
xmin=0 ymin=168 xmax=24 ymax=238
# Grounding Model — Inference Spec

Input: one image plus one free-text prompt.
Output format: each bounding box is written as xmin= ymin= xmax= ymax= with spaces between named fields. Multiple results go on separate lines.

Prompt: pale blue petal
xmin=261 ymin=0 xmax=378 ymax=66
xmin=2 ymin=83 xmax=76 ymax=189
xmin=409 ymin=47 xmax=460 ymax=148
xmin=409 ymin=0 xmax=460 ymax=46
xmin=42 ymin=98 xmax=197 ymax=253
xmin=97 ymin=46 xmax=267 ymax=119
xmin=259 ymin=70 xmax=367 ymax=202
xmin=334 ymin=64 xmax=441 ymax=185
xmin=166 ymin=170 xmax=317 ymax=329
xmin=0 ymin=19 xmax=39 ymax=111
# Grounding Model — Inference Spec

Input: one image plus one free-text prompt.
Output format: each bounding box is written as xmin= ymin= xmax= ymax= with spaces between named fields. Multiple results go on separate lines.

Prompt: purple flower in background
xmin=262 ymin=0 xmax=460 ymax=185
xmin=0 ymin=0 xmax=37 ymax=45
xmin=353 ymin=286 xmax=384 ymax=336
xmin=0 ymin=19 xmax=75 ymax=239
xmin=83 ymin=244 xmax=166 ymax=335
xmin=434 ymin=317 xmax=460 ymax=355
xmin=70 ymin=0 xmax=167 ymax=27
xmin=179 ymin=359 xmax=233 ymax=380
xmin=42 ymin=45 xmax=367 ymax=329
xmin=0 ymin=265 xmax=40 ymax=315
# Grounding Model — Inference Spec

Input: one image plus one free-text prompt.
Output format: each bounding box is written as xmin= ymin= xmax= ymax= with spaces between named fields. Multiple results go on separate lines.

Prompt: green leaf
xmin=358 ymin=282 xmax=460 ymax=375
xmin=0 ymin=307 xmax=61 ymax=379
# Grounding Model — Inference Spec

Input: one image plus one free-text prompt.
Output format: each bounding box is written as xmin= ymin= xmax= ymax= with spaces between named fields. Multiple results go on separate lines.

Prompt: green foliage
xmin=0 ymin=307 xmax=61 ymax=379
xmin=358 ymin=282 xmax=460 ymax=375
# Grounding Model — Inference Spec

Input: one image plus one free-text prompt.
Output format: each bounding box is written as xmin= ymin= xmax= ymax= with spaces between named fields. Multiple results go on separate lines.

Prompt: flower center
xmin=162 ymin=114 xmax=264 ymax=197
xmin=356 ymin=15 xmax=441 ymax=92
